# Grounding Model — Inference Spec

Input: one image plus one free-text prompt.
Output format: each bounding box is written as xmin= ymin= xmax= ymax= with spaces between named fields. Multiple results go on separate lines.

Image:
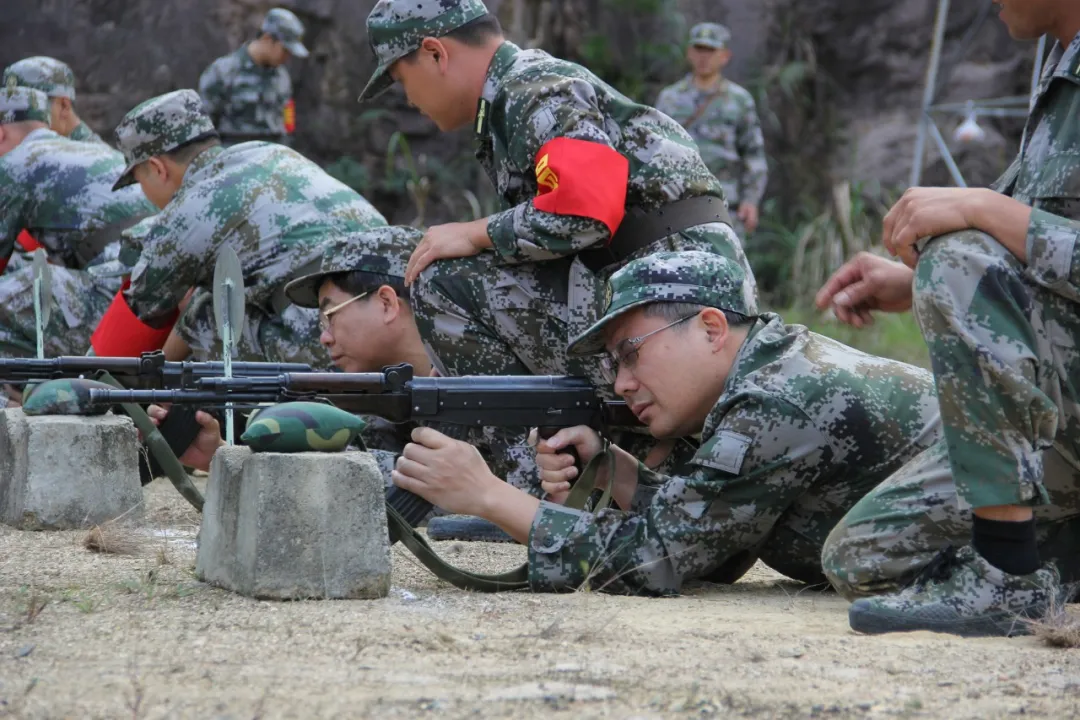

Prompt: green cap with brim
xmin=567 ymin=251 xmax=757 ymax=356
xmin=358 ymin=0 xmax=489 ymax=102
xmin=3 ymin=56 xmax=77 ymax=100
xmin=283 ymin=225 xmax=421 ymax=308
xmin=263 ymin=8 xmax=310 ymax=59
xmin=0 ymin=82 xmax=51 ymax=126
xmin=689 ymin=22 xmax=730 ymax=50
xmin=111 ymin=89 xmax=216 ymax=191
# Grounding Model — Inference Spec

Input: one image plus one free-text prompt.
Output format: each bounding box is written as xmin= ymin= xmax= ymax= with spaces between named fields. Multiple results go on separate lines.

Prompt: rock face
xmin=1 ymin=0 xmax=1036 ymax=219
xmin=0 ymin=409 xmax=143 ymax=530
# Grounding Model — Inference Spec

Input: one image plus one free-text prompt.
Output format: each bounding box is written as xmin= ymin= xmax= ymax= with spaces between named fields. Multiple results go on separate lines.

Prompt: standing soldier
xmin=198 ymin=8 xmax=309 ymax=146
xmin=3 ymin=56 xmax=108 ymax=145
xmin=0 ymin=85 xmax=156 ymax=407
xmin=656 ymin=23 xmax=768 ymax=238
xmin=89 ymin=89 xmax=386 ymax=368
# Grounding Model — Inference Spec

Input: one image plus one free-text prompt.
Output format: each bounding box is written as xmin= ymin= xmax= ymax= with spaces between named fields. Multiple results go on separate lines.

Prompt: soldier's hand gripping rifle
xmin=87 ymin=363 xmax=642 ymax=590
xmin=1 ymin=351 xmax=316 ymax=508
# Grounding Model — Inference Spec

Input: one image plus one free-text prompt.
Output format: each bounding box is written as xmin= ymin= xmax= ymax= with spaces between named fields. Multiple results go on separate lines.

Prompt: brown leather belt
xmin=578 ymin=195 xmax=732 ymax=274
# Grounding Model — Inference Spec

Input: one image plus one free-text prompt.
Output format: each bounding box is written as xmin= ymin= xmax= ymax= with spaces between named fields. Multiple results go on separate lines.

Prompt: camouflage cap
xmin=567 ymin=251 xmax=756 ymax=356
xmin=111 ymin=89 xmax=216 ymax=191
xmin=689 ymin=22 xmax=730 ymax=50
xmin=0 ymin=82 xmax=51 ymax=126
xmin=3 ymin=56 xmax=76 ymax=100
xmin=283 ymin=225 xmax=422 ymax=308
xmin=359 ymin=0 xmax=490 ymax=102
xmin=262 ymin=8 xmax=309 ymax=59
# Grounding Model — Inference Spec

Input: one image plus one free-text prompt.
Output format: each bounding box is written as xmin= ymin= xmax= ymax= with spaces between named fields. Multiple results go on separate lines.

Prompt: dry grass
xmin=1028 ymin=607 xmax=1080 ymax=648
xmin=83 ymin=524 xmax=150 ymax=557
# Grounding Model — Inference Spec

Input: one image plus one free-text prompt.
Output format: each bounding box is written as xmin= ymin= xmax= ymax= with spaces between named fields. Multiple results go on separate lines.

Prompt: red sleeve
xmin=16 ymin=230 xmax=43 ymax=252
xmin=532 ymin=137 xmax=629 ymax=238
xmin=90 ymin=280 xmax=179 ymax=357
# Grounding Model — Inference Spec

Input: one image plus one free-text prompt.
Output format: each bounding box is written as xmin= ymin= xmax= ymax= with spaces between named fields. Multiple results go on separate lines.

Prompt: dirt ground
xmin=1 ymin=479 xmax=1078 ymax=720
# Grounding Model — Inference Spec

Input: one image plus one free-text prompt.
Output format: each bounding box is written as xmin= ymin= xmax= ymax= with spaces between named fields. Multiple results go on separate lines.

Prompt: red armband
xmin=284 ymin=98 xmax=296 ymax=135
xmin=532 ymin=137 xmax=629 ymax=237
xmin=0 ymin=255 xmax=8 ymax=274
xmin=16 ymin=230 xmax=43 ymax=252
xmin=90 ymin=280 xmax=179 ymax=357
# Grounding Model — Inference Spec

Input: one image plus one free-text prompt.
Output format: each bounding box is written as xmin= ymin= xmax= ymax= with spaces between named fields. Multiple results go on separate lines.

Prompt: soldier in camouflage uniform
xmin=814 ymin=3 xmax=1080 ymax=636
xmin=3 ymin=57 xmax=107 ymax=145
xmin=0 ymin=86 xmax=156 ymax=407
xmin=387 ymin=251 xmax=940 ymax=594
xmin=359 ymin=0 xmax=756 ymax=403
xmin=655 ymin=23 xmax=768 ymax=238
xmin=89 ymin=89 xmax=386 ymax=368
xmin=281 ymin=227 xmax=540 ymax=497
xmin=198 ymin=8 xmax=309 ymax=146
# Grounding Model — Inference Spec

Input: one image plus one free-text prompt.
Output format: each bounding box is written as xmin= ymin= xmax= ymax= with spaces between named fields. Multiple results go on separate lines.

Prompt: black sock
xmin=972 ymin=516 xmax=1040 ymax=576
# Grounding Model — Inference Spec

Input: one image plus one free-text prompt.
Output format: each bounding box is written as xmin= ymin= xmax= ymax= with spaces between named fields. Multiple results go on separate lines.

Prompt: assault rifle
xmin=87 ymin=362 xmax=642 ymax=548
xmin=0 ymin=351 xmax=313 ymax=388
xmin=0 ymin=351 xmax=316 ymax=507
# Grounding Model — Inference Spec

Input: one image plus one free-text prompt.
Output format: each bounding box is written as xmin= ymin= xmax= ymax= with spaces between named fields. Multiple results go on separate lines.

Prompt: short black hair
xmin=641 ymin=301 xmax=754 ymax=329
xmin=401 ymin=14 xmax=503 ymax=62
xmin=321 ymin=270 xmax=410 ymax=304
xmin=163 ymin=132 xmax=221 ymax=164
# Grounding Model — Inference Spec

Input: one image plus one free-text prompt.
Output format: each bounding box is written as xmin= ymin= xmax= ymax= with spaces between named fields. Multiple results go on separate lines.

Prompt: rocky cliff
xmin=2 ymin=0 xmax=1039 ymax=224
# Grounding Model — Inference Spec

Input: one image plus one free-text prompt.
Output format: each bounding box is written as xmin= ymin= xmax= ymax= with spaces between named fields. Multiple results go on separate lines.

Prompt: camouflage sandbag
xmin=240 ymin=402 xmax=366 ymax=453
xmin=21 ymin=378 xmax=114 ymax=416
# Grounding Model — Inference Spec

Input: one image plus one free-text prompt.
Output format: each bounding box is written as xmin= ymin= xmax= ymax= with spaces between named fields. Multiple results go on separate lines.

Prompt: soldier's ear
xmin=699 ymin=308 xmax=729 ymax=349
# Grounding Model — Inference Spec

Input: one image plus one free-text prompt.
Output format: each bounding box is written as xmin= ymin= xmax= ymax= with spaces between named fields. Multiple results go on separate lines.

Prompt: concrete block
xmin=196 ymin=447 xmax=390 ymax=600
xmin=0 ymin=408 xmax=143 ymax=530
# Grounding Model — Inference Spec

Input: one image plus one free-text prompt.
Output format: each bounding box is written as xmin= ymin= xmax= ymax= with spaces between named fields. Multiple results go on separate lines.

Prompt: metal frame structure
xmin=910 ymin=0 xmax=1046 ymax=188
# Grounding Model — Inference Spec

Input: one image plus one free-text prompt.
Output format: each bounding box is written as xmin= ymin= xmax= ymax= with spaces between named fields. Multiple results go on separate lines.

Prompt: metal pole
xmin=926 ymin=119 xmax=967 ymax=188
xmin=911 ymin=0 xmax=951 ymax=188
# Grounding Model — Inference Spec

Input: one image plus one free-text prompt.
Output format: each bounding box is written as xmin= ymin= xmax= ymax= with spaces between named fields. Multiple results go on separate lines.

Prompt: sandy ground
xmin=1 ymin=479 xmax=1078 ymax=720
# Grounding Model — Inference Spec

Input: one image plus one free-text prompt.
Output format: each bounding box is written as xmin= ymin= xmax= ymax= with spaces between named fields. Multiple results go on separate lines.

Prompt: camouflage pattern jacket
xmin=69 ymin=121 xmax=108 ymax=146
xmin=0 ymin=128 xmax=154 ymax=269
xmin=655 ymin=75 xmax=768 ymax=207
xmin=121 ymin=142 xmax=386 ymax=327
xmin=198 ymin=47 xmax=293 ymax=141
xmin=477 ymin=41 xmax=741 ymax=268
xmin=527 ymin=315 xmax=942 ymax=595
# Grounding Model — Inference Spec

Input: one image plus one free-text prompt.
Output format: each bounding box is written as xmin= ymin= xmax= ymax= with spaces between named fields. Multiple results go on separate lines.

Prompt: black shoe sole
xmin=849 ymin=604 xmax=1038 ymax=638
xmin=426 ymin=516 xmax=516 ymax=543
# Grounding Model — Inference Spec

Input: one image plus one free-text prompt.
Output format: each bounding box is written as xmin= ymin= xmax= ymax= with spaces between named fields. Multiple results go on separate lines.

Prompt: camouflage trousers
xmin=822 ymin=439 xmax=1080 ymax=599
xmin=823 ymin=229 xmax=1080 ymax=599
xmin=912 ymin=229 xmax=1080 ymax=508
xmin=176 ymin=288 xmax=332 ymax=369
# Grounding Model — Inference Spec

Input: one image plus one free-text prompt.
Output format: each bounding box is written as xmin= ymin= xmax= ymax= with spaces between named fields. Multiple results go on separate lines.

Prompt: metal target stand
xmin=910 ymin=0 xmax=1047 ymax=188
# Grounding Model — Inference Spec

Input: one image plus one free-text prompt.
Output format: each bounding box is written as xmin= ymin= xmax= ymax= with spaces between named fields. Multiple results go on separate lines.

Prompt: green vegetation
xmin=782 ymin=306 xmax=930 ymax=369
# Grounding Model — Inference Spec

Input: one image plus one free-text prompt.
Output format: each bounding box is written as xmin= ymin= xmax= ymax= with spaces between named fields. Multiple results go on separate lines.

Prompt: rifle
xmin=0 ymin=351 xmax=313 ymax=388
xmin=87 ymin=363 xmax=643 ymax=592
xmin=1 ymin=351 xmax=316 ymax=509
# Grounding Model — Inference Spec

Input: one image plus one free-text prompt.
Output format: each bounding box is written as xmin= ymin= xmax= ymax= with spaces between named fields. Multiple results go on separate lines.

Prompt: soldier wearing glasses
xmin=387 ymin=252 xmax=942 ymax=595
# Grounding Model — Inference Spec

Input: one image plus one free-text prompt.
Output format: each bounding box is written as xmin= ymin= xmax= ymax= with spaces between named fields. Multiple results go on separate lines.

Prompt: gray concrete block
xmin=0 ymin=408 xmax=143 ymax=530
xmin=196 ymin=447 xmax=391 ymax=600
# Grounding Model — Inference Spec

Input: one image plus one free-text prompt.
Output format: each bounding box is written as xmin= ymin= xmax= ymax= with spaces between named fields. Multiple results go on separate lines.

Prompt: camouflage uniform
xmin=2 ymin=56 xmax=107 ymax=146
xmin=283 ymin=226 xmax=546 ymax=495
xmin=655 ymin=23 xmax=767 ymax=237
xmin=0 ymin=87 xmax=154 ymax=383
xmin=197 ymin=8 xmax=308 ymax=146
xmin=825 ymin=35 xmax=1080 ymax=635
xmin=360 ymin=0 xmax=756 ymax=392
xmin=516 ymin=252 xmax=942 ymax=595
xmin=108 ymin=89 xmax=386 ymax=367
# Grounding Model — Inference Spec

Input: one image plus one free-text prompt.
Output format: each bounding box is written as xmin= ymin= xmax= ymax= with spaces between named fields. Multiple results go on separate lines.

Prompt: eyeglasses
xmin=318 ymin=291 xmax=370 ymax=332
xmin=598 ymin=315 xmax=695 ymax=384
